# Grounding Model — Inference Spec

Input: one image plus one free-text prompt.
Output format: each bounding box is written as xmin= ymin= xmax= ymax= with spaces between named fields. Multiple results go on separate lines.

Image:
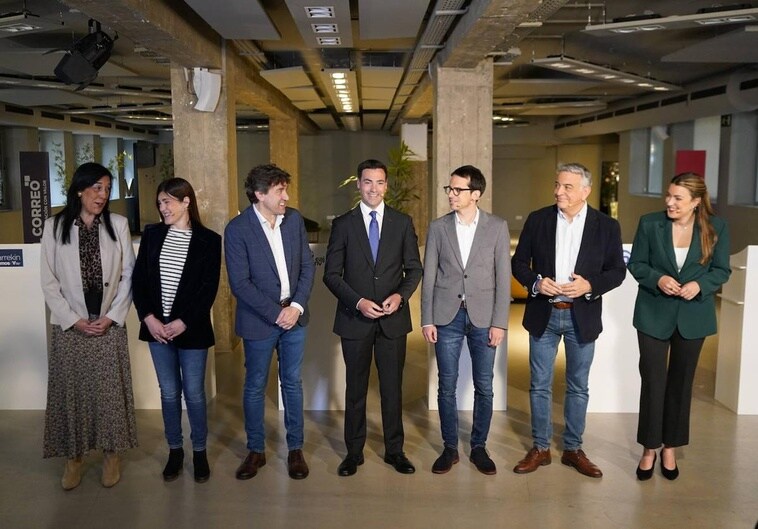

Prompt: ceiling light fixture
xmin=532 ymin=56 xmax=680 ymax=92
xmin=312 ymin=23 xmax=338 ymax=33
xmin=584 ymin=7 xmax=758 ymax=35
xmin=320 ymin=68 xmax=359 ymax=119
xmin=304 ymin=6 xmax=335 ymax=18
xmin=317 ymin=36 xmax=341 ymax=46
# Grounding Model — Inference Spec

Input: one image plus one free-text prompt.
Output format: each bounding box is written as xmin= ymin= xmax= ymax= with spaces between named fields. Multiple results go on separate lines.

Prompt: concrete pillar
xmin=400 ymin=122 xmax=430 ymax=242
xmin=170 ymin=52 xmax=237 ymax=353
xmin=269 ymin=118 xmax=300 ymax=208
xmin=432 ymin=59 xmax=494 ymax=216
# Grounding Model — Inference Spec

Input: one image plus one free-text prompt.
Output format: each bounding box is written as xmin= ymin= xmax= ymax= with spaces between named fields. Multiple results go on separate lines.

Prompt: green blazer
xmin=628 ymin=211 xmax=731 ymax=340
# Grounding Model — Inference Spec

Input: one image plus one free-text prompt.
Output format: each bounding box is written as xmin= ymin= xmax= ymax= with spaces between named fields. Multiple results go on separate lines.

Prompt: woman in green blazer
xmin=628 ymin=173 xmax=730 ymax=481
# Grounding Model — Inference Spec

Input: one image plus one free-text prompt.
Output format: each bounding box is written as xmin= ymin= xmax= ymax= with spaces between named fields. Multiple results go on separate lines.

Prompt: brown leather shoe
xmin=235 ymin=451 xmax=266 ymax=480
xmin=561 ymin=449 xmax=603 ymax=478
xmin=287 ymin=449 xmax=309 ymax=480
xmin=513 ymin=447 xmax=551 ymax=474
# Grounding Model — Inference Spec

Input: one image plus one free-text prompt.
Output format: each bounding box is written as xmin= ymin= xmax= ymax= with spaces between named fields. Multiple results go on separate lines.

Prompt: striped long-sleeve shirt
xmin=159 ymin=227 xmax=191 ymax=318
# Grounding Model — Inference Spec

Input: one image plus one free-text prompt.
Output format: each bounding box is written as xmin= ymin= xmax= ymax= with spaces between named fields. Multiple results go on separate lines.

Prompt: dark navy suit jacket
xmin=512 ymin=204 xmax=626 ymax=343
xmin=224 ymin=205 xmax=314 ymax=340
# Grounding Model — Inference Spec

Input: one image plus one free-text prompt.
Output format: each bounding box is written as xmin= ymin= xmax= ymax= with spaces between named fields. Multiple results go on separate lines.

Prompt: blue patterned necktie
xmin=369 ymin=210 xmax=379 ymax=263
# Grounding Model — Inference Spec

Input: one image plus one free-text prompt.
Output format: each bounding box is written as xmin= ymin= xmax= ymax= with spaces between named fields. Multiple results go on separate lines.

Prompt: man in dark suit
xmin=511 ymin=162 xmax=625 ymax=478
xmin=421 ymin=165 xmax=510 ymax=476
xmin=324 ymin=158 xmax=422 ymax=476
xmin=225 ymin=164 xmax=315 ymax=481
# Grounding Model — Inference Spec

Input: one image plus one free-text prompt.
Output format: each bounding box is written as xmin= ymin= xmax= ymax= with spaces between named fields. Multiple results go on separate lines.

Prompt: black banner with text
xmin=19 ymin=152 xmax=52 ymax=243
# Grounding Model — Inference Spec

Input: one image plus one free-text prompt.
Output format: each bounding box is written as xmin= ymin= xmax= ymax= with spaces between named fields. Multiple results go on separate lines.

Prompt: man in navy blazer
xmin=324 ymin=159 xmax=422 ymax=476
xmin=511 ymin=163 xmax=625 ymax=478
xmin=225 ymin=164 xmax=315 ymax=481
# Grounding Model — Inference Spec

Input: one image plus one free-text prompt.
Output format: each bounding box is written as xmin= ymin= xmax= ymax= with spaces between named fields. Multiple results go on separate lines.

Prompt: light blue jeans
xmin=149 ymin=343 xmax=208 ymax=451
xmin=529 ymin=307 xmax=595 ymax=451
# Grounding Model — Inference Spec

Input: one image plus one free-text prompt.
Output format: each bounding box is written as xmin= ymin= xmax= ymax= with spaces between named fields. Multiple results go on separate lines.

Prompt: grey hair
xmin=557 ymin=162 xmax=592 ymax=187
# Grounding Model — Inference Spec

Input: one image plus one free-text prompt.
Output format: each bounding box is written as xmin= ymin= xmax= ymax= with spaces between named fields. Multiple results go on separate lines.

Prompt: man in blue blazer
xmin=225 ymin=164 xmax=315 ymax=481
xmin=511 ymin=163 xmax=625 ymax=478
xmin=324 ymin=159 xmax=422 ymax=476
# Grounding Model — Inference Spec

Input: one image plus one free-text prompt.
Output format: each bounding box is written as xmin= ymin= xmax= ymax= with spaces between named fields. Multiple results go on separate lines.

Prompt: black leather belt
xmin=279 ymin=298 xmax=291 ymax=307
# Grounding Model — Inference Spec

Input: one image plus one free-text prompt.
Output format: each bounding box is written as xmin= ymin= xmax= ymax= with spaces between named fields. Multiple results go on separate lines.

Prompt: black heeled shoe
xmin=636 ymin=452 xmax=656 ymax=481
xmin=660 ymin=450 xmax=679 ymax=480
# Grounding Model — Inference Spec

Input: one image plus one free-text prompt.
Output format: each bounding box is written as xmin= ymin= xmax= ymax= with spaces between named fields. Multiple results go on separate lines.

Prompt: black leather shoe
xmin=337 ymin=454 xmax=364 ymax=477
xmin=660 ymin=450 xmax=679 ymax=480
xmin=470 ymin=446 xmax=497 ymax=475
xmin=636 ymin=452 xmax=656 ymax=481
xmin=193 ymin=450 xmax=210 ymax=483
xmin=384 ymin=452 xmax=416 ymax=474
xmin=287 ymin=449 xmax=309 ymax=480
xmin=432 ymin=447 xmax=460 ymax=474
xmin=162 ymin=448 xmax=184 ymax=482
xmin=235 ymin=451 xmax=266 ymax=480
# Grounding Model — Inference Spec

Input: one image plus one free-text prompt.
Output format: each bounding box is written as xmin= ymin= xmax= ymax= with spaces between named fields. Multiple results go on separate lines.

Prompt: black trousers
xmin=637 ymin=329 xmax=704 ymax=448
xmin=341 ymin=324 xmax=406 ymax=456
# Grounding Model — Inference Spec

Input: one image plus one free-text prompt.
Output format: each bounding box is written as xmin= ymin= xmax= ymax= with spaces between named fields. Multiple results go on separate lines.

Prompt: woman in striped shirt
xmin=133 ymin=177 xmax=221 ymax=483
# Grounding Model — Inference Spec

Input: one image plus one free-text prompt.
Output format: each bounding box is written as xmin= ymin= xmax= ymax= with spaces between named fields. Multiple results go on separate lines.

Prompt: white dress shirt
xmin=359 ymin=201 xmax=385 ymax=236
xmin=455 ymin=207 xmax=479 ymax=269
xmin=554 ymin=201 xmax=587 ymax=302
xmin=253 ymin=204 xmax=304 ymax=314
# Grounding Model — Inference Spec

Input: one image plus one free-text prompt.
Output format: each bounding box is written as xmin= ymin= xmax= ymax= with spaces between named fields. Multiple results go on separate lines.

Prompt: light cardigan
xmin=40 ymin=213 xmax=135 ymax=329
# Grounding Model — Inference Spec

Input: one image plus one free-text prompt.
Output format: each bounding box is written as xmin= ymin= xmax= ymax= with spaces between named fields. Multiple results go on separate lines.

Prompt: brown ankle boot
xmin=101 ymin=451 xmax=120 ymax=488
xmin=61 ymin=457 xmax=83 ymax=490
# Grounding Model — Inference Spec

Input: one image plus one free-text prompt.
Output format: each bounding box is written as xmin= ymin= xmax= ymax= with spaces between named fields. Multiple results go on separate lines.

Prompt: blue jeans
xmin=529 ymin=307 xmax=595 ymax=451
xmin=243 ymin=325 xmax=306 ymax=452
xmin=149 ymin=343 xmax=208 ymax=451
xmin=435 ymin=308 xmax=496 ymax=450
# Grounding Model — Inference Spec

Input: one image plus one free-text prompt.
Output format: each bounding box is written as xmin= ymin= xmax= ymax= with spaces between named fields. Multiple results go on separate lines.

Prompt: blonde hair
xmin=670 ymin=172 xmax=716 ymax=264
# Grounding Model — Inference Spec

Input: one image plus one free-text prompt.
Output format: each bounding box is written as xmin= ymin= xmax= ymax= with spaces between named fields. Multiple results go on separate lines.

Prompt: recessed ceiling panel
xmin=184 ymin=0 xmax=280 ymax=40
xmin=361 ymin=66 xmax=403 ymax=88
xmin=362 ymin=113 xmax=386 ymax=130
xmin=260 ymin=66 xmax=312 ymax=88
xmin=495 ymin=78 xmax=608 ymax=97
xmin=358 ymin=0 xmax=429 ymax=39
xmin=307 ymin=113 xmax=339 ymax=130
xmin=0 ymin=51 xmax=136 ymax=77
xmin=0 ymin=88 xmax=100 ymax=106
xmin=663 ymin=26 xmax=758 ymax=63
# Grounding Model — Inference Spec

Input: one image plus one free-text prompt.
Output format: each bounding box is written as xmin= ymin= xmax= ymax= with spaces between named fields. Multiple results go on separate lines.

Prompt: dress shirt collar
xmin=557 ymin=201 xmax=588 ymax=222
xmin=253 ymin=203 xmax=283 ymax=229
xmin=359 ymin=200 xmax=385 ymax=219
xmin=454 ymin=207 xmax=480 ymax=227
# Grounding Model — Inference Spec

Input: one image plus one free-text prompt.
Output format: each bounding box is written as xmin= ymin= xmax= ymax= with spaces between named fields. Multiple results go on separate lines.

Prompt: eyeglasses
xmin=443 ymin=186 xmax=472 ymax=196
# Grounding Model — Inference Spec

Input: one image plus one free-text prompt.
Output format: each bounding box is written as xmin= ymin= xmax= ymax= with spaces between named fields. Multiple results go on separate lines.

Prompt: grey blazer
xmin=40 ymin=214 xmax=135 ymax=329
xmin=421 ymin=209 xmax=511 ymax=329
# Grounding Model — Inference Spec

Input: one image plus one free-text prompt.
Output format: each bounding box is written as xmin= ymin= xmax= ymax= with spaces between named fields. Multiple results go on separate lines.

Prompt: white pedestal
xmin=715 ymin=246 xmax=758 ymax=414
xmin=588 ymin=244 xmax=640 ymax=412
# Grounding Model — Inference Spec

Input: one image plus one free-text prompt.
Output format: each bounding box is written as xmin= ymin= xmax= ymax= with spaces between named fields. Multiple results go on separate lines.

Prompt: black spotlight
xmin=54 ymin=19 xmax=116 ymax=88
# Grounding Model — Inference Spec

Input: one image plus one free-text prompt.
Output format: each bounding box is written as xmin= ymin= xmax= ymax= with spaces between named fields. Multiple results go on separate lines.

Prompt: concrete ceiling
xmin=0 ymin=0 xmax=755 ymax=132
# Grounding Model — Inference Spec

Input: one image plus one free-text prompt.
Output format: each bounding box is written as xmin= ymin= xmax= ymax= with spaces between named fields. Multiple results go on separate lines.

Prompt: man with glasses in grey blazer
xmin=421 ymin=165 xmax=511 ymax=476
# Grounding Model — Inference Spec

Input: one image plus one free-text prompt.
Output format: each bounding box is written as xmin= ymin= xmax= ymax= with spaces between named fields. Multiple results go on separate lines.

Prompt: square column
xmin=432 ymin=59 xmax=494 ymax=215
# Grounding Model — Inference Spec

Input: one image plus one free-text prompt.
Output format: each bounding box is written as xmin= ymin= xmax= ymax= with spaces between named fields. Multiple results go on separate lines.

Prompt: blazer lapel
xmin=466 ymin=210 xmax=489 ymax=270
xmin=658 ymin=217 xmax=679 ymax=274
xmin=281 ymin=211 xmax=295 ymax=284
xmin=443 ymin=213 xmax=464 ymax=269
xmin=574 ymin=207 xmax=597 ymax=272
xmin=679 ymin=223 xmax=703 ymax=277
xmin=349 ymin=207 xmax=375 ymax=268
xmin=543 ymin=207 xmax=558 ymax=278
xmin=246 ymin=207 xmax=279 ymax=276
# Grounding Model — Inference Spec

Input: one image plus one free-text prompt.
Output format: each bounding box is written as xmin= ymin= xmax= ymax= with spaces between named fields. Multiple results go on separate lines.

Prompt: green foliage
xmin=107 ymin=150 xmax=132 ymax=176
xmin=51 ymin=142 xmax=68 ymax=195
xmin=75 ymin=143 xmax=95 ymax=166
xmin=338 ymin=142 xmax=419 ymax=214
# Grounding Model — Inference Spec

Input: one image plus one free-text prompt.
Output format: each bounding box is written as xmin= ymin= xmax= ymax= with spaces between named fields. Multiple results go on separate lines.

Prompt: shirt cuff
xmin=291 ymin=302 xmax=305 ymax=315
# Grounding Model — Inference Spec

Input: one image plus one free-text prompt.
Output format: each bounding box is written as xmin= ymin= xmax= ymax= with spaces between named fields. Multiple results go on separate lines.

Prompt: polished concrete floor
xmin=2 ymin=303 xmax=758 ymax=529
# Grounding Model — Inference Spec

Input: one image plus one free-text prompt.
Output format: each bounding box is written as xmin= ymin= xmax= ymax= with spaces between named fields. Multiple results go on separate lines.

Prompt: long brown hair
xmin=670 ymin=172 xmax=716 ymax=264
xmin=156 ymin=177 xmax=205 ymax=229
